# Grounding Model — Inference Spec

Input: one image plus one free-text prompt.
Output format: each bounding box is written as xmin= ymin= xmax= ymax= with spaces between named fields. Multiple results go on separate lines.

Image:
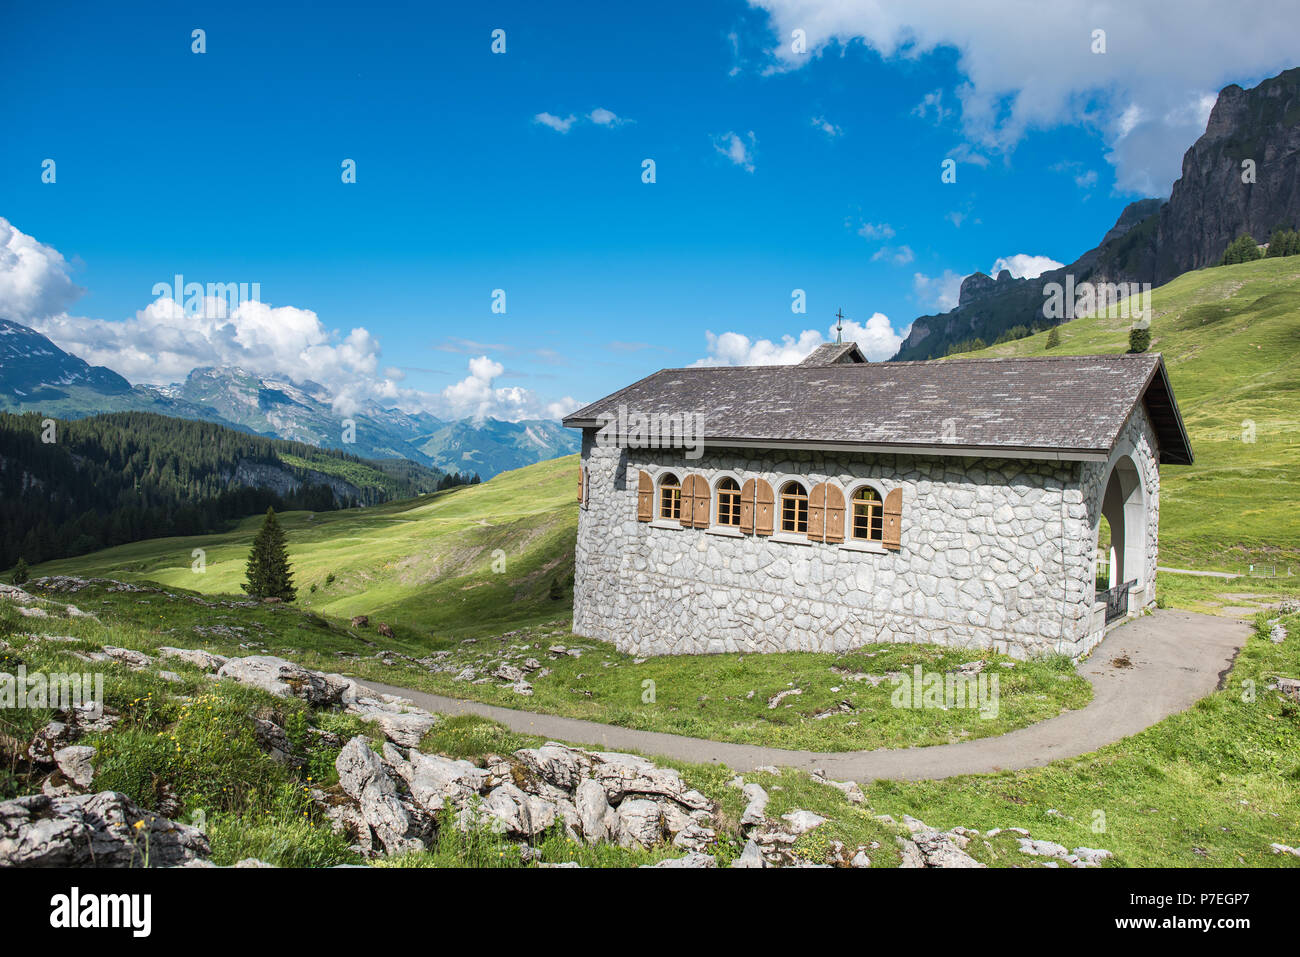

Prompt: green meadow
xmin=967 ymin=256 xmax=1300 ymax=571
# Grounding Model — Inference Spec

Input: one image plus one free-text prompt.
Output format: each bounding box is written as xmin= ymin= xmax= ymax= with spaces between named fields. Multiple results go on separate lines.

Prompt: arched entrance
xmin=1095 ymin=450 xmax=1149 ymax=621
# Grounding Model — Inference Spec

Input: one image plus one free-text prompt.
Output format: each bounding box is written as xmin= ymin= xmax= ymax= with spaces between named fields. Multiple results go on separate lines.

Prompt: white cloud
xmin=0 ymin=218 xmax=83 ymax=322
xmin=912 ymin=88 xmax=953 ymax=124
xmin=989 ymin=253 xmax=1065 ymax=279
xmin=913 ymin=270 xmax=965 ymax=312
xmin=534 ymin=108 xmax=628 ymax=133
xmin=440 ymin=355 xmax=579 ymax=422
xmin=856 ymin=221 xmax=895 ymax=240
xmin=713 ymin=130 xmax=757 ymax=172
xmin=811 ymin=115 xmax=843 ymax=137
xmin=2 ymin=218 xmax=572 ymax=423
xmin=748 ymin=0 xmax=1300 ymax=195
xmin=693 ymin=312 xmax=906 ymax=366
xmin=534 ymin=112 xmax=577 ymax=133
xmin=872 ymin=244 xmax=914 ymax=265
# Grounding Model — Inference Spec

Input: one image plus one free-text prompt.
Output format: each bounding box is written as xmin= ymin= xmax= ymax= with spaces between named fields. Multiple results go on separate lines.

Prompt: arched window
xmin=658 ymin=473 xmax=682 ymax=521
xmin=852 ymin=486 xmax=884 ymax=542
xmin=716 ymin=477 xmax=741 ymax=526
xmin=780 ymin=481 xmax=808 ymax=533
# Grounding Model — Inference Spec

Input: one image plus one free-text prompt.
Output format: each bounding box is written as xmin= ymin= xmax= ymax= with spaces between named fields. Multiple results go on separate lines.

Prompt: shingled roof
xmin=564 ymin=351 xmax=1193 ymax=464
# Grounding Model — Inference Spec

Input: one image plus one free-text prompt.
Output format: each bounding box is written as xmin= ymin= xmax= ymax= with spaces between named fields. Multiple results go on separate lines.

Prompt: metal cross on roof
xmin=834 ymin=308 xmax=846 ymax=344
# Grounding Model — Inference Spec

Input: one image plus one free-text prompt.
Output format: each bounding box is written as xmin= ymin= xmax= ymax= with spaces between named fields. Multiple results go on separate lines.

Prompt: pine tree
xmin=242 ymin=507 xmax=296 ymax=601
xmin=1045 ymin=327 xmax=1061 ymax=350
xmin=12 ymin=557 xmax=29 ymax=585
xmin=1129 ymin=326 xmax=1151 ymax=353
xmin=1219 ymin=234 xmax=1262 ymax=266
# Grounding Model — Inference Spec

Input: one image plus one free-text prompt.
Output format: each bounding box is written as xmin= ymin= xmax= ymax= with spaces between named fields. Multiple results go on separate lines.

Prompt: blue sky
xmin=2 ymin=0 xmax=1296 ymax=420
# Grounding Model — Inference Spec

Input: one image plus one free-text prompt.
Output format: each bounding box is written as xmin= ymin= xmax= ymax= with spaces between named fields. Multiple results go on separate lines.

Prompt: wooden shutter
xmin=692 ymin=475 xmax=710 ymax=528
xmin=807 ymin=483 xmax=827 ymax=541
xmin=754 ymin=478 xmax=775 ymax=536
xmin=882 ymin=486 xmax=903 ymax=550
xmin=739 ymin=478 xmax=756 ymax=533
xmin=680 ymin=474 xmax=708 ymax=528
xmin=824 ymin=484 xmax=845 ymax=543
xmin=636 ymin=470 xmax=653 ymax=522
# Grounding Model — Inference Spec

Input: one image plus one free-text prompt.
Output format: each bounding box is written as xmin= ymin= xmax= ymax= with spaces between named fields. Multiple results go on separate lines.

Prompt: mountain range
xmin=894 ymin=65 xmax=1300 ymax=360
xmin=0 ymin=318 xmax=577 ymax=477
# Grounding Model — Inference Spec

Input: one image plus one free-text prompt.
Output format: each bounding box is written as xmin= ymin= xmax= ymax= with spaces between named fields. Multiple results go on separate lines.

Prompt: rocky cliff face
xmin=893 ymin=66 xmax=1300 ymax=361
xmin=1152 ymin=66 xmax=1300 ymax=282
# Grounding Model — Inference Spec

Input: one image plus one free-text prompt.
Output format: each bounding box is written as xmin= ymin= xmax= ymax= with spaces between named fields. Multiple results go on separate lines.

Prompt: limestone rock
xmin=731 ymin=839 xmax=766 ymax=868
xmin=53 ymin=745 xmax=96 ymax=790
xmin=102 ymin=646 xmax=153 ymax=670
xmin=335 ymin=736 xmax=428 ymax=855
xmin=781 ymin=810 xmax=827 ymax=835
xmin=217 ymin=656 xmax=344 ymax=706
xmin=616 ymin=798 xmax=665 ymax=848
xmin=0 ymin=791 xmax=210 ymax=867
xmin=480 ymin=783 xmax=558 ymax=838
xmin=574 ymin=778 xmax=613 ymax=843
xmin=740 ymin=783 xmax=769 ymax=827
xmin=649 ymin=852 xmax=716 ymax=868
xmin=388 ymin=746 xmax=488 ymax=813
xmin=157 ymin=647 xmax=229 ymax=671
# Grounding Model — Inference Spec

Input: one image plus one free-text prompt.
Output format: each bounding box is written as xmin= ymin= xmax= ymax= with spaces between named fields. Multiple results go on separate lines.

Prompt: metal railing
xmin=1097 ymin=578 xmax=1137 ymax=624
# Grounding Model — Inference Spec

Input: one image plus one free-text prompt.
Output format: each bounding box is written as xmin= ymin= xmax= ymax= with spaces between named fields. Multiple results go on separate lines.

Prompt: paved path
xmin=1157 ymin=566 xmax=1241 ymax=579
xmin=361 ymin=609 xmax=1249 ymax=784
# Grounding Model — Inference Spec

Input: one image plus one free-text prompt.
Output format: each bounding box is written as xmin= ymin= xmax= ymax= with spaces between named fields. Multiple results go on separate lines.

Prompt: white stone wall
xmin=573 ymin=412 xmax=1163 ymax=659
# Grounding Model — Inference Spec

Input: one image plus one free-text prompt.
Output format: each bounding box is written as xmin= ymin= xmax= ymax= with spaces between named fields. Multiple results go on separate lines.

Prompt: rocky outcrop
xmin=0 ymin=791 xmax=210 ymax=867
xmin=315 ymin=736 xmax=719 ymax=860
xmin=217 ymin=656 xmax=348 ymax=707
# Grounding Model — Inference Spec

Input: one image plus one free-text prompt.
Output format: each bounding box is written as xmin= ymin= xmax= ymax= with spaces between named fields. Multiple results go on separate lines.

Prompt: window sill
xmin=769 ymin=533 xmax=813 ymax=546
xmin=839 ymin=540 xmax=888 ymax=554
xmin=649 ymin=520 xmax=684 ymax=530
xmin=705 ymin=526 xmax=744 ymax=538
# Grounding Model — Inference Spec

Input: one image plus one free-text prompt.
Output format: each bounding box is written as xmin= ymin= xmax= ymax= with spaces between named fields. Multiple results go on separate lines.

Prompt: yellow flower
xmin=133 ymin=820 xmax=146 ymax=830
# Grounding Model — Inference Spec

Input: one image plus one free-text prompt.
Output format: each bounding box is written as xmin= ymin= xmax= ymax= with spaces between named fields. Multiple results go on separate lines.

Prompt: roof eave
xmin=562 ymin=423 xmax=1108 ymax=462
xmin=1122 ymin=354 xmax=1194 ymax=466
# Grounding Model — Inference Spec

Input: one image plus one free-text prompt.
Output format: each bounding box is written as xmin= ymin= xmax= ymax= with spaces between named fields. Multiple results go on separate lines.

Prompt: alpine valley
xmin=0 ymin=317 xmax=578 ymax=477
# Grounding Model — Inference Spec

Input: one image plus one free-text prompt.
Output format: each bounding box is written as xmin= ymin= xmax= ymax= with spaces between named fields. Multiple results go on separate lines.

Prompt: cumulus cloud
xmin=534 ymin=108 xmax=628 ymax=133
xmin=748 ymin=0 xmax=1300 ymax=195
xmin=713 ymin=131 xmax=757 ymax=172
xmin=533 ymin=112 xmax=577 ymax=133
xmin=440 ymin=355 xmax=579 ymax=422
xmin=913 ymin=270 xmax=965 ymax=312
xmin=0 ymin=218 xmax=84 ymax=321
xmin=693 ymin=312 xmax=906 ymax=366
xmin=1 ymin=218 xmax=572 ymax=423
xmin=30 ymin=296 xmax=381 ymax=396
xmin=988 ymin=253 xmax=1065 ymax=279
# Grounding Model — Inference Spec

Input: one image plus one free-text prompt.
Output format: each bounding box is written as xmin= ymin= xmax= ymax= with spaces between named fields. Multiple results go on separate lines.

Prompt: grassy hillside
xmin=33 ymin=454 xmax=578 ymax=638
xmin=963 ymin=257 xmax=1300 ymax=570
